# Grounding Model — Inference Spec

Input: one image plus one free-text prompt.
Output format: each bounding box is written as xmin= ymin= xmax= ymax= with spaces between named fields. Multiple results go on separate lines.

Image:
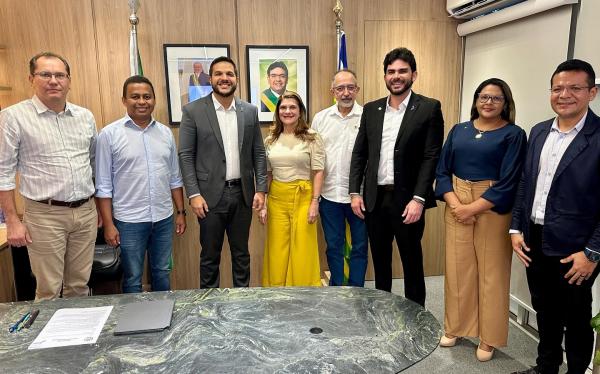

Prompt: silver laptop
xmin=114 ymin=299 xmax=174 ymax=335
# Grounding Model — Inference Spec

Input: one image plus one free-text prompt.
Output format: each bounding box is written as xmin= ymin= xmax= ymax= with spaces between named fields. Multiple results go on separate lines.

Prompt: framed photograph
xmin=246 ymin=45 xmax=309 ymax=123
xmin=163 ymin=44 xmax=230 ymax=125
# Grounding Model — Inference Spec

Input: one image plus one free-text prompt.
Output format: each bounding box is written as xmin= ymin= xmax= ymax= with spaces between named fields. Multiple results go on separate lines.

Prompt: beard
xmin=211 ymin=80 xmax=237 ymax=97
xmin=386 ymin=77 xmax=413 ymax=96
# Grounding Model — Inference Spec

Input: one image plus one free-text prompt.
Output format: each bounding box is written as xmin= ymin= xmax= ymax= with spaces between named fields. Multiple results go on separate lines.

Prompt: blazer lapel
xmin=553 ymin=112 xmax=598 ymax=180
xmin=531 ymin=122 xmax=551 ymax=181
xmin=235 ymin=97 xmax=245 ymax=151
xmin=395 ymin=92 xmax=420 ymax=147
xmin=206 ymin=95 xmax=225 ymax=153
xmin=372 ymin=98 xmax=387 ymax=150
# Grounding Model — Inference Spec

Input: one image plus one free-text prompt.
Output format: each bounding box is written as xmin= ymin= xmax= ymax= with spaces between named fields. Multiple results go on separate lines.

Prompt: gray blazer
xmin=178 ymin=95 xmax=268 ymax=208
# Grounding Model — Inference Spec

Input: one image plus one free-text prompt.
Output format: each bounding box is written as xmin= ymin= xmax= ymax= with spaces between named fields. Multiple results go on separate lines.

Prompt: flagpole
xmin=128 ymin=0 xmax=141 ymax=76
xmin=333 ymin=0 xmax=343 ymax=71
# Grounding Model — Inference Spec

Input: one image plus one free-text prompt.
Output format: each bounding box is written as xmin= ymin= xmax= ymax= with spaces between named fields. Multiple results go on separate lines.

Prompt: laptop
xmin=114 ymin=299 xmax=175 ymax=335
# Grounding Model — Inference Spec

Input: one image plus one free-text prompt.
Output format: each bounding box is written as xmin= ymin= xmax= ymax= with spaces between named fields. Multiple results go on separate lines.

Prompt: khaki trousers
xmin=23 ymin=198 xmax=97 ymax=300
xmin=444 ymin=176 xmax=512 ymax=347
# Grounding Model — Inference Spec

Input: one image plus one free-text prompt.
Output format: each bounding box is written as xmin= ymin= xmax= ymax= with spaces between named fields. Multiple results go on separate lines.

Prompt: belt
xmin=35 ymin=195 xmax=93 ymax=208
xmin=225 ymin=179 xmax=242 ymax=187
xmin=378 ymin=184 xmax=395 ymax=192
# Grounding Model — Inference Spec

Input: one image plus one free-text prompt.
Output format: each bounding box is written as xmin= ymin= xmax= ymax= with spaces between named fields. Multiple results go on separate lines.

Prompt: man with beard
xmin=179 ymin=56 xmax=268 ymax=288
xmin=311 ymin=69 xmax=368 ymax=287
xmin=348 ymin=47 xmax=444 ymax=306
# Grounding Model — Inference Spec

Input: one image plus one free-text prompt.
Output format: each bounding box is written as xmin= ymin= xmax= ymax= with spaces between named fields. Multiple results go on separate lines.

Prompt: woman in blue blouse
xmin=435 ymin=78 xmax=526 ymax=361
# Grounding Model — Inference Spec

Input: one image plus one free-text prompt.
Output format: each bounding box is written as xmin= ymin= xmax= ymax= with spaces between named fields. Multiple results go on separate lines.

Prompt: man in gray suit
xmin=179 ymin=56 xmax=268 ymax=288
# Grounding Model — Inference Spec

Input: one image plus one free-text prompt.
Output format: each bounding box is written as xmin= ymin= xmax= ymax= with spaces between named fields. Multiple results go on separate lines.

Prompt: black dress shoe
xmin=511 ymin=366 xmax=540 ymax=374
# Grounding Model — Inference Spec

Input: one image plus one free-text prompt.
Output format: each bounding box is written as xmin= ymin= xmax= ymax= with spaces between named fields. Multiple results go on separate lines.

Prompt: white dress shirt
xmin=212 ymin=93 xmax=240 ymax=181
xmin=378 ymin=91 xmax=412 ymax=185
xmin=0 ymin=95 xmax=97 ymax=201
xmin=311 ymin=103 xmax=363 ymax=203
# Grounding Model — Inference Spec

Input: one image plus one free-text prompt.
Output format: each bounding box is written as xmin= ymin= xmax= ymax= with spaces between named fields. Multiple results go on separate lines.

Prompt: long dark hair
xmin=266 ymin=91 xmax=314 ymax=145
xmin=470 ymin=78 xmax=516 ymax=123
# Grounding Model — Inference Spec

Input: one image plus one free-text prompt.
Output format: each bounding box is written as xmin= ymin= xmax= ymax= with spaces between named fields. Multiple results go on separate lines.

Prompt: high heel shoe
xmin=439 ymin=334 xmax=458 ymax=347
xmin=476 ymin=344 xmax=495 ymax=362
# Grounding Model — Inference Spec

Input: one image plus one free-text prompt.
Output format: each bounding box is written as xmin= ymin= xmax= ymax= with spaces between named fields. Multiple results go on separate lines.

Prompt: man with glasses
xmin=261 ymin=61 xmax=288 ymax=112
xmin=311 ymin=69 xmax=367 ymax=287
xmin=349 ymin=47 xmax=444 ymax=306
xmin=0 ymin=52 xmax=98 ymax=300
xmin=511 ymin=59 xmax=600 ymax=374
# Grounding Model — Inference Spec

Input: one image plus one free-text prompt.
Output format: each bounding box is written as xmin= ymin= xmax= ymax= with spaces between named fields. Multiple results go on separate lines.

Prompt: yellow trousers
xmin=444 ymin=176 xmax=512 ymax=347
xmin=263 ymin=179 xmax=321 ymax=287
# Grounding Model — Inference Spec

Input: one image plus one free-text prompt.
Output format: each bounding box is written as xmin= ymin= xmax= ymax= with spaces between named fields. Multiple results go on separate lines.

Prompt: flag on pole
xmin=128 ymin=0 xmax=143 ymax=76
xmin=337 ymin=31 xmax=347 ymax=71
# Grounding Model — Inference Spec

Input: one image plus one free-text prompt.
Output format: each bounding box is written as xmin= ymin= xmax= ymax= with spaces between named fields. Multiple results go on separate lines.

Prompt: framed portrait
xmin=163 ymin=44 xmax=230 ymax=125
xmin=246 ymin=45 xmax=309 ymax=123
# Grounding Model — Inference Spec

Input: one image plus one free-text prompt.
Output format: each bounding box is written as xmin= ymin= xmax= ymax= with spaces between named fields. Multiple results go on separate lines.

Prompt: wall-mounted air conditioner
xmin=448 ymin=0 xmax=578 ymax=36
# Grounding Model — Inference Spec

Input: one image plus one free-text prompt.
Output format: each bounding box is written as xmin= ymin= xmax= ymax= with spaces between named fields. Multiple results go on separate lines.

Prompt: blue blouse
xmin=435 ymin=121 xmax=527 ymax=214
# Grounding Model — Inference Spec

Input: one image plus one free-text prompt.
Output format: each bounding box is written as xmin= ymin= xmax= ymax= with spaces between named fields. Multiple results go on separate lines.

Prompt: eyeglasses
xmin=33 ymin=72 xmax=70 ymax=81
xmin=478 ymin=94 xmax=504 ymax=104
xmin=549 ymin=85 xmax=591 ymax=95
xmin=333 ymin=85 xmax=358 ymax=94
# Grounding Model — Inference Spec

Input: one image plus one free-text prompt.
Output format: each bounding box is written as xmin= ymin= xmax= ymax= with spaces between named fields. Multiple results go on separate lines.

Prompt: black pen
xmin=23 ymin=309 xmax=39 ymax=329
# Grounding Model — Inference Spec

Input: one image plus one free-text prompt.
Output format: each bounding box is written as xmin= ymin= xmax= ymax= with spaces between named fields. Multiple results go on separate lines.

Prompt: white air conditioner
xmin=447 ymin=0 xmax=578 ymax=36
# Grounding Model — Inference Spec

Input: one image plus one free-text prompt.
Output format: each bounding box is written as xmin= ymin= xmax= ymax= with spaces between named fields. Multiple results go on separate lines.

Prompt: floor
xmin=364 ymin=276 xmax=573 ymax=374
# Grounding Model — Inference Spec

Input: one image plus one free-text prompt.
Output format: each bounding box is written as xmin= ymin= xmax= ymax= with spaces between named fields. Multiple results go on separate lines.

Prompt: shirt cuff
xmin=413 ymin=195 xmax=425 ymax=202
xmin=188 ymin=193 xmax=201 ymax=199
xmin=509 ymin=229 xmax=521 ymax=235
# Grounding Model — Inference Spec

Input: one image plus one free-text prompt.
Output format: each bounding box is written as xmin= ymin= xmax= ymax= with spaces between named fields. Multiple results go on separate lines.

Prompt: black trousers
xmin=527 ymin=222 xmax=600 ymax=374
xmin=198 ymin=185 xmax=252 ymax=288
xmin=365 ymin=188 xmax=426 ymax=306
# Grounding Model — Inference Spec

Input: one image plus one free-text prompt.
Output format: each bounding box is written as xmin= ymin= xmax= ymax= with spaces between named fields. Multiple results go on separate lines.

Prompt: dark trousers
xmin=198 ymin=185 xmax=252 ymax=288
xmin=365 ymin=188 xmax=426 ymax=306
xmin=527 ymin=222 xmax=600 ymax=374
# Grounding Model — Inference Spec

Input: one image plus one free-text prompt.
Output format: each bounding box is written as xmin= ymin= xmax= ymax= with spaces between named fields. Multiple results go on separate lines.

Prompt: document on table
xmin=28 ymin=306 xmax=113 ymax=350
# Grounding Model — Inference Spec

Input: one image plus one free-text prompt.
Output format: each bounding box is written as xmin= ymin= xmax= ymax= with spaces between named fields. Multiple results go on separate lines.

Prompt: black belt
xmin=225 ymin=179 xmax=241 ymax=187
xmin=378 ymin=185 xmax=395 ymax=192
xmin=35 ymin=195 xmax=93 ymax=208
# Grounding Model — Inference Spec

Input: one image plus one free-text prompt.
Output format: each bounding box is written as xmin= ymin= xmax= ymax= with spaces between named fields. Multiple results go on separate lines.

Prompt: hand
xmin=308 ymin=200 xmax=319 ymax=224
xmin=252 ymin=192 xmax=265 ymax=211
xmin=561 ymin=251 xmax=598 ymax=285
xmin=511 ymin=233 xmax=531 ymax=267
xmin=258 ymin=208 xmax=267 ymax=225
xmin=97 ymin=211 xmax=103 ymax=228
xmin=6 ymin=220 xmax=32 ymax=247
xmin=103 ymin=223 xmax=120 ymax=247
xmin=402 ymin=200 xmax=424 ymax=224
xmin=451 ymin=204 xmax=476 ymax=223
xmin=351 ymin=195 xmax=365 ymax=219
xmin=190 ymin=195 xmax=209 ymax=219
xmin=175 ymin=213 xmax=186 ymax=235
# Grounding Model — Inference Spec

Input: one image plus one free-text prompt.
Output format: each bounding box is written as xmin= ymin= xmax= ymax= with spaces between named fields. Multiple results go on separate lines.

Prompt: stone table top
xmin=0 ymin=287 xmax=441 ymax=373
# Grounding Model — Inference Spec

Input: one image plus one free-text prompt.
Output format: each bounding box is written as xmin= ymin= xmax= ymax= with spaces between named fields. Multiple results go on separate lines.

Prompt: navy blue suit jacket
xmin=511 ymin=109 xmax=600 ymax=256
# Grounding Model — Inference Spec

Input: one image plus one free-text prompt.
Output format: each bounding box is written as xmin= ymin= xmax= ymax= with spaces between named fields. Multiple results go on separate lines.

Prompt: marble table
xmin=0 ymin=287 xmax=441 ymax=373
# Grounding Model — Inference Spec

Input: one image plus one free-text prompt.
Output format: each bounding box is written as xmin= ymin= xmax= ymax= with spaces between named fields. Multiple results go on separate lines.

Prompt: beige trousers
xmin=23 ymin=198 xmax=97 ymax=300
xmin=444 ymin=176 xmax=512 ymax=347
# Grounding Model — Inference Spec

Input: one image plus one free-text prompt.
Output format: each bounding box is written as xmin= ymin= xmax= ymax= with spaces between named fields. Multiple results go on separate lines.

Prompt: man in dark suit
xmin=260 ymin=61 xmax=288 ymax=112
xmin=179 ymin=56 xmax=268 ymax=288
xmin=189 ymin=61 xmax=210 ymax=86
xmin=510 ymin=59 xmax=600 ymax=374
xmin=349 ymin=47 xmax=444 ymax=306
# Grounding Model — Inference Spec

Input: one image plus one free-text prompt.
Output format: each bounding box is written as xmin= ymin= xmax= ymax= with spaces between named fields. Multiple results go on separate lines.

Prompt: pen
xmin=23 ymin=309 xmax=40 ymax=329
xmin=9 ymin=312 xmax=30 ymax=333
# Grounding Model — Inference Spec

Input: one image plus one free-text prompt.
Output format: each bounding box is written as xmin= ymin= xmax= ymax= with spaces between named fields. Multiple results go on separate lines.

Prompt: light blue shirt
xmin=95 ymin=115 xmax=183 ymax=223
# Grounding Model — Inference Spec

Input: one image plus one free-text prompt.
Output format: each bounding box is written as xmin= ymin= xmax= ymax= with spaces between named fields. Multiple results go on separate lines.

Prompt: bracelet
xmin=312 ymin=196 xmax=321 ymax=202
xmin=176 ymin=209 xmax=187 ymax=216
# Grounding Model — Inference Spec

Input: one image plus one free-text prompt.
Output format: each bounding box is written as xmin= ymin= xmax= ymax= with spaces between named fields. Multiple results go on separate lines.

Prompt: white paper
xmin=28 ymin=306 xmax=113 ymax=350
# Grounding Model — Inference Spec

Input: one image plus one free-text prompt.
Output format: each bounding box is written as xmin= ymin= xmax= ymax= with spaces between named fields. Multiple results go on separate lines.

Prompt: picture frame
xmin=246 ymin=45 xmax=309 ymax=123
xmin=163 ymin=44 xmax=230 ymax=125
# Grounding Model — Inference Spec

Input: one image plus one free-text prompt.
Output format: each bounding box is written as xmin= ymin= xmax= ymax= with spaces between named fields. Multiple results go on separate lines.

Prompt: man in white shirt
xmin=0 ymin=52 xmax=98 ymax=300
xmin=95 ymin=75 xmax=186 ymax=293
xmin=312 ymin=70 xmax=367 ymax=286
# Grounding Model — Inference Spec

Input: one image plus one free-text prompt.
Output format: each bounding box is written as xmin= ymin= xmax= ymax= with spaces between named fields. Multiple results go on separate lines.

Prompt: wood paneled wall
xmin=0 ymin=0 xmax=460 ymax=290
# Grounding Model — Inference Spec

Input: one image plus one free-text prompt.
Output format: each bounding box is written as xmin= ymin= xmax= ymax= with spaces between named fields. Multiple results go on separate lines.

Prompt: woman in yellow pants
xmin=259 ymin=91 xmax=325 ymax=287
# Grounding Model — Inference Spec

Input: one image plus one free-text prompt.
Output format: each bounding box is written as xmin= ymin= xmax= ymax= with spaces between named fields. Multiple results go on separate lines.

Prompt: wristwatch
xmin=176 ymin=209 xmax=187 ymax=216
xmin=584 ymin=248 xmax=600 ymax=263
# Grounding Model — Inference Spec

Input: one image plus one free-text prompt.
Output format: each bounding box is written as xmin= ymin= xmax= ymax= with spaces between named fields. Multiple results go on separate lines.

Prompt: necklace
xmin=475 ymin=129 xmax=484 ymax=139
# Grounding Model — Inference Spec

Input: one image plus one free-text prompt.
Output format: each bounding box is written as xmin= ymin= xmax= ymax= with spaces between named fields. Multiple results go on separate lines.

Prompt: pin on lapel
xmin=410 ymin=105 xmax=416 ymax=111
xmin=378 ymin=107 xmax=382 ymax=111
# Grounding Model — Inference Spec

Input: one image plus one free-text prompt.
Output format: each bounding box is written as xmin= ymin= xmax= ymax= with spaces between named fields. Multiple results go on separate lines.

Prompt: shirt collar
xmin=212 ymin=93 xmax=236 ymax=111
xmin=386 ymin=90 xmax=412 ymax=112
xmin=32 ymin=95 xmax=74 ymax=115
xmin=330 ymin=102 xmax=362 ymax=119
xmin=124 ymin=114 xmax=156 ymax=130
xmin=551 ymin=111 xmax=587 ymax=134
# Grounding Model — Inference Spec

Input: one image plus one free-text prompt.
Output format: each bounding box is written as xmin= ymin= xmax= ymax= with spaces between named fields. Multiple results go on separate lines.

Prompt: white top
xmin=212 ymin=93 xmax=240 ymax=181
xmin=0 ymin=95 xmax=97 ymax=201
xmin=265 ymin=131 xmax=325 ymax=182
xmin=531 ymin=113 xmax=587 ymax=224
xmin=378 ymin=91 xmax=412 ymax=185
xmin=311 ymin=103 xmax=363 ymax=203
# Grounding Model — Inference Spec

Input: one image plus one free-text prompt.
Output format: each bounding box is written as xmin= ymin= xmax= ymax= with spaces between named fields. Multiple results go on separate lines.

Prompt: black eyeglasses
xmin=478 ymin=94 xmax=504 ymax=104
